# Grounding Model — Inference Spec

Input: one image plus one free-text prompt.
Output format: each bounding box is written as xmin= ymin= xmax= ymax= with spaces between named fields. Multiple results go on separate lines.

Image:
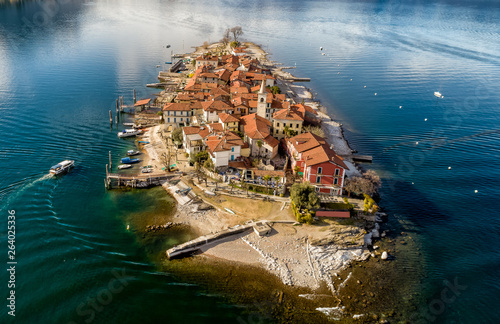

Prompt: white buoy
xmin=364 ymin=85 xmax=366 ymax=88
xmin=338 ymin=72 xmax=340 ymax=74
xmin=399 ymin=106 xmax=402 ymax=109
xmin=448 ymin=166 xmax=451 ymax=170
xmin=475 ymin=190 xmax=478 ymax=193
xmin=412 ymin=182 xmax=414 ymax=184
xmin=425 ymin=118 xmax=428 ymax=121
xmin=320 ymin=47 xmax=323 ymax=50
xmin=350 ymin=79 xmax=352 ymax=81
xmin=374 ymin=93 xmax=377 ymax=96
xmin=416 ymin=141 xmax=419 ymax=144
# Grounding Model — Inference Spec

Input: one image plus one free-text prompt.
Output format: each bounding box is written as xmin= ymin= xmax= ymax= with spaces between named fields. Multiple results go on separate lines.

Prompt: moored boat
xmin=434 ymin=91 xmax=443 ymax=98
xmin=121 ymin=157 xmax=141 ymax=164
xmin=49 ymin=160 xmax=74 ymax=175
xmin=127 ymin=150 xmax=141 ymax=156
xmin=118 ymin=129 xmax=142 ymax=138
xmin=118 ymin=164 xmax=132 ymax=169
xmin=141 ymin=168 xmax=153 ymax=173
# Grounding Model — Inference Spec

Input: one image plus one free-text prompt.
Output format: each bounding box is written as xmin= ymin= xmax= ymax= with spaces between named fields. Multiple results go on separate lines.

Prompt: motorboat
xmin=49 ymin=160 xmax=74 ymax=175
xmin=118 ymin=129 xmax=142 ymax=138
xmin=121 ymin=157 xmax=141 ymax=164
xmin=127 ymin=150 xmax=141 ymax=156
xmin=122 ymin=122 xmax=135 ymax=127
xmin=434 ymin=91 xmax=443 ymax=98
xmin=118 ymin=164 xmax=132 ymax=169
xmin=141 ymin=168 xmax=153 ymax=173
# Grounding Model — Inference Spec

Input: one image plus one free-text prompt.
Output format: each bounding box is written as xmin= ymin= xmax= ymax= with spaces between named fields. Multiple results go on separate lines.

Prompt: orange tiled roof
xmin=163 ymin=102 xmax=191 ymax=111
xmin=273 ymin=108 xmax=304 ymax=121
xmin=134 ymin=98 xmax=151 ymax=106
xmin=218 ymin=112 xmax=240 ymax=123
xmin=288 ymin=132 xmax=327 ymax=153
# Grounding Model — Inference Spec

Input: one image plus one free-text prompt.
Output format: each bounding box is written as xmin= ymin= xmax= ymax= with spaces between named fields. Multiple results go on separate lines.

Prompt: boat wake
xmin=0 ymin=173 xmax=55 ymax=209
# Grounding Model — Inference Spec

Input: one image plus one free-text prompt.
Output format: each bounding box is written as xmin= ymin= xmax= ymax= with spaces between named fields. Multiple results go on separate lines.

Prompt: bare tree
xmin=344 ymin=170 xmax=381 ymax=197
xmin=230 ymin=26 xmax=243 ymax=42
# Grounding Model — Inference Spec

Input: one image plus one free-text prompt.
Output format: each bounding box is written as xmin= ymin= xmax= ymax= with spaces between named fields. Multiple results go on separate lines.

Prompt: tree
xmin=171 ymin=127 xmax=183 ymax=145
xmin=290 ymin=182 xmax=320 ymax=211
xmin=344 ymin=170 xmax=381 ymax=197
xmin=252 ymin=158 xmax=259 ymax=168
xmin=256 ymin=140 xmax=263 ymax=158
xmin=190 ymin=151 xmax=209 ymax=164
xmin=303 ymin=125 xmax=325 ymax=138
xmin=263 ymin=175 xmax=271 ymax=194
xmin=229 ymin=26 xmax=243 ymax=42
xmin=230 ymin=41 xmax=239 ymax=48
xmin=203 ymin=158 xmax=214 ymax=172
xmin=268 ymin=85 xmax=281 ymax=94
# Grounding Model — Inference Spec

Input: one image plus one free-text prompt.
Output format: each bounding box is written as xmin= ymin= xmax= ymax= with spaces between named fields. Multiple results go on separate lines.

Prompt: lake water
xmin=1 ymin=0 xmax=499 ymax=323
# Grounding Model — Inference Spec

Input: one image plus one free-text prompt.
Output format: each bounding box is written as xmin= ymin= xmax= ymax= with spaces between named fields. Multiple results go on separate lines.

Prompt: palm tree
xmin=263 ymin=175 xmax=271 ymax=194
xmin=256 ymin=140 xmax=263 ymax=159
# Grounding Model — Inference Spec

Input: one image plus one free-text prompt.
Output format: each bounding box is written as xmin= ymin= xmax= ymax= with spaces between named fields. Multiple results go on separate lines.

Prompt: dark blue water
xmin=1 ymin=0 xmax=499 ymax=323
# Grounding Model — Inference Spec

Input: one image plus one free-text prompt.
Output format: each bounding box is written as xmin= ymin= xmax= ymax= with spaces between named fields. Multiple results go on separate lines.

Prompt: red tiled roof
xmin=182 ymin=126 xmax=202 ymax=135
xmin=302 ymin=144 xmax=348 ymax=169
xmin=163 ymin=102 xmax=191 ymax=111
xmin=218 ymin=112 xmax=240 ymax=123
xmin=134 ymin=98 xmax=151 ymax=106
xmin=273 ymin=108 xmax=304 ymax=121
xmin=316 ymin=211 xmax=350 ymax=218
xmin=201 ymin=100 xmax=234 ymax=112
xmin=207 ymin=123 xmax=224 ymax=132
xmin=288 ymin=132 xmax=327 ymax=153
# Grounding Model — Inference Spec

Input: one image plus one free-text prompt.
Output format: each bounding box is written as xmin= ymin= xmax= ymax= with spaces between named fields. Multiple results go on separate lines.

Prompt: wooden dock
xmin=105 ymin=166 xmax=181 ymax=189
xmin=351 ymin=155 xmax=373 ymax=163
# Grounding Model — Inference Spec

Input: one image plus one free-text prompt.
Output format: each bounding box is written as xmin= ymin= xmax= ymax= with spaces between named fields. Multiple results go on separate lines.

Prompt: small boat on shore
xmin=127 ymin=150 xmax=141 ymax=156
xmin=122 ymin=122 xmax=135 ymax=127
xmin=141 ymin=168 xmax=152 ymax=173
xmin=434 ymin=91 xmax=443 ymax=98
xmin=118 ymin=164 xmax=132 ymax=169
xmin=49 ymin=160 xmax=74 ymax=175
xmin=121 ymin=157 xmax=141 ymax=164
xmin=118 ymin=129 xmax=142 ymax=138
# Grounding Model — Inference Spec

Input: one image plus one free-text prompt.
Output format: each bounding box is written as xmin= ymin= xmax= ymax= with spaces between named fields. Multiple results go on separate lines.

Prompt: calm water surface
xmin=1 ymin=0 xmax=499 ymax=323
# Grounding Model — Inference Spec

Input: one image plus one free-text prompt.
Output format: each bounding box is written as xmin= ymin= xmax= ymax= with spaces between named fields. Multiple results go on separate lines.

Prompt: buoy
xmin=412 ymin=182 xmax=414 ymax=185
xmin=374 ymin=93 xmax=377 ymax=96
xmin=448 ymin=166 xmax=451 ymax=170
xmin=399 ymin=106 xmax=402 ymax=109
xmin=416 ymin=141 xmax=419 ymax=144
xmin=364 ymin=85 xmax=366 ymax=88
xmin=350 ymin=79 xmax=352 ymax=81
xmin=320 ymin=47 xmax=323 ymax=50
xmin=474 ymin=190 xmax=478 ymax=193
xmin=338 ymin=72 xmax=340 ymax=74
xmin=425 ymin=118 xmax=428 ymax=121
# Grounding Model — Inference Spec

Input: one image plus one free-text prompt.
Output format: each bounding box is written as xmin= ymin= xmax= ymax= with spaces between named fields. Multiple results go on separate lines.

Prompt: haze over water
xmin=1 ymin=0 xmax=499 ymax=323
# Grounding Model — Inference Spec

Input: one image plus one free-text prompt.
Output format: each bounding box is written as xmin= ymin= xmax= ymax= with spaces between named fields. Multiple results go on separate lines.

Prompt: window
xmin=317 ymin=167 xmax=322 ymax=174
xmin=260 ymin=98 xmax=264 ymax=102
xmin=334 ymin=178 xmax=338 ymax=185
xmin=167 ymin=118 xmax=170 ymax=122
xmin=276 ymin=122 xmax=280 ymax=127
xmin=296 ymin=124 xmax=299 ymax=128
xmin=231 ymin=155 xmax=234 ymax=161
xmin=180 ymin=118 xmax=183 ymax=121
xmin=335 ymin=169 xmax=340 ymax=176
xmin=231 ymin=147 xmax=234 ymax=152
xmin=283 ymin=123 xmax=286 ymax=128
xmin=316 ymin=176 xmax=321 ymax=183
xmin=283 ymin=130 xmax=285 ymax=134
xmin=174 ymin=118 xmax=176 ymax=122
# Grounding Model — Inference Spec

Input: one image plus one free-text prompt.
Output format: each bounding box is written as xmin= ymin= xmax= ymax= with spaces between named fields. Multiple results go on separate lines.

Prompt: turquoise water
xmin=1 ymin=0 xmax=500 ymax=323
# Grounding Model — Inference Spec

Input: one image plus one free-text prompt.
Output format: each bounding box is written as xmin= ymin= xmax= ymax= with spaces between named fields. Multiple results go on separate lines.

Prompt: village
xmin=111 ymin=35 xmax=392 ymax=321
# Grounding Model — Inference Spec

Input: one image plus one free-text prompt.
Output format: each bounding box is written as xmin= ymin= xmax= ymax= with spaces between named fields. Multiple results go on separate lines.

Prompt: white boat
xmin=434 ymin=91 xmax=443 ymax=98
xmin=118 ymin=164 xmax=132 ymax=169
xmin=49 ymin=160 xmax=74 ymax=175
xmin=141 ymin=168 xmax=152 ymax=173
xmin=122 ymin=122 xmax=135 ymax=127
xmin=118 ymin=129 xmax=142 ymax=138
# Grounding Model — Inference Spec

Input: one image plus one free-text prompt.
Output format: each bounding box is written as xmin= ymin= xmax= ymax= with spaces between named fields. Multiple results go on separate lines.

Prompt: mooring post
xmin=109 ymin=151 xmax=112 ymax=170
xmin=104 ymin=178 xmax=108 ymax=190
xmin=115 ymin=116 xmax=118 ymax=125
xmin=116 ymin=99 xmax=119 ymax=114
xmin=109 ymin=110 xmax=112 ymax=123
xmin=133 ymin=88 xmax=136 ymax=104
